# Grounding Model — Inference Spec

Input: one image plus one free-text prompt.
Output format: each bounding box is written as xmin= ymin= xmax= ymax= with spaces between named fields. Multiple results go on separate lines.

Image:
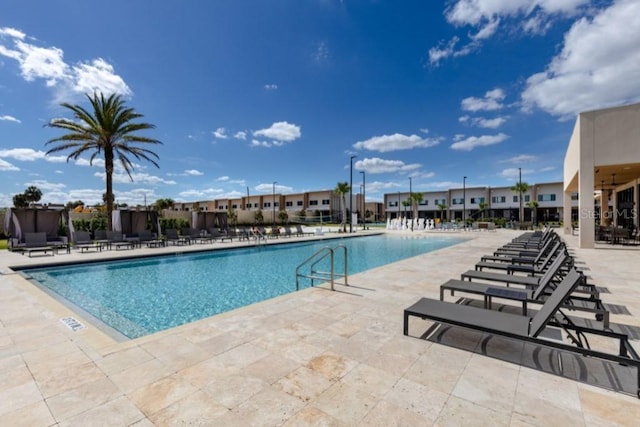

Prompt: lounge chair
xmin=208 ymin=228 xmax=233 ymax=242
xmin=72 ymin=231 xmax=102 ymax=253
xmin=404 ymin=268 xmax=640 ymax=398
xmin=441 ymin=253 xmax=609 ymax=326
xmin=475 ymin=242 xmax=565 ymax=274
xmin=106 ymin=231 xmax=135 ymax=250
xmin=480 ymin=238 xmax=559 ymax=263
xmin=22 ymin=232 xmax=56 ymax=257
xmin=165 ymin=228 xmax=190 ymax=245
xmin=295 ymin=225 xmax=314 ymax=236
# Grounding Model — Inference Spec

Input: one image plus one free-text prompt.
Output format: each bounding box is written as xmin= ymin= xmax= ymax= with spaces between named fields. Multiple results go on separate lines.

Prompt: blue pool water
xmin=23 ymin=234 xmax=464 ymax=339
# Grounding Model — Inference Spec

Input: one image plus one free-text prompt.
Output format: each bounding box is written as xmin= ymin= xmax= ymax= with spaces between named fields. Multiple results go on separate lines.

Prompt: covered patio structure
xmin=564 ymin=102 xmax=640 ymax=248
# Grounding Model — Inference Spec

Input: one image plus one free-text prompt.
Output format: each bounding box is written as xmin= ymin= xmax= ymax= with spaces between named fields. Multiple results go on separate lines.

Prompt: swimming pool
xmin=22 ymin=234 xmax=465 ymax=339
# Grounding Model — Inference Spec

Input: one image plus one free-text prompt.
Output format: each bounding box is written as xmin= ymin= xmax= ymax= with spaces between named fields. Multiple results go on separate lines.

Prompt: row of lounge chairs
xmin=404 ymin=228 xmax=640 ymax=398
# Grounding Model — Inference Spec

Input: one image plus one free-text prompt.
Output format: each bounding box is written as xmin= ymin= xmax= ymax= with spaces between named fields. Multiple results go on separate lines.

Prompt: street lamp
xmin=349 ymin=155 xmax=356 ymax=233
xmin=518 ymin=167 xmax=523 ymax=226
xmin=463 ymin=176 xmax=467 ymax=231
xmin=272 ymin=181 xmax=277 ymax=231
xmin=360 ymin=170 xmax=366 ymax=230
xmin=409 ymin=177 xmax=413 ymax=231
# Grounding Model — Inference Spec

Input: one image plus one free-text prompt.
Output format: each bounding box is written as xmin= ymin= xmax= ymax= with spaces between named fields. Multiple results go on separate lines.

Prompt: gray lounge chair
xmin=72 ymin=231 xmax=102 ymax=253
xmin=106 ymin=231 xmax=134 ymax=250
xmin=22 ymin=232 xmax=56 ymax=257
xmin=404 ymin=268 xmax=640 ymax=398
xmin=440 ymin=253 xmax=609 ymax=327
xmin=165 ymin=228 xmax=189 ymax=245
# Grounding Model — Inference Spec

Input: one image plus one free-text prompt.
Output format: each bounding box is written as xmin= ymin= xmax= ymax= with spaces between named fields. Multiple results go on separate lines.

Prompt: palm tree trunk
xmin=105 ymin=154 xmax=114 ymax=231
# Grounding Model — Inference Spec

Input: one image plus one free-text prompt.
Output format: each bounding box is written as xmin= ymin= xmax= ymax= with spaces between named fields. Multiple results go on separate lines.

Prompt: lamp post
xmin=397 ymin=191 xmax=401 ymax=220
xmin=272 ymin=181 xmax=277 ymax=231
xmin=409 ymin=176 xmax=413 ymax=231
xmin=463 ymin=176 xmax=467 ymax=231
xmin=360 ymin=171 xmax=366 ymax=230
xmin=349 ymin=155 xmax=356 ymax=233
xmin=519 ymin=167 xmax=523 ymax=226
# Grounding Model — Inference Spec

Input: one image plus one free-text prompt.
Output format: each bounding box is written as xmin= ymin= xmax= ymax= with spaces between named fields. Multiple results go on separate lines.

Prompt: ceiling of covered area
xmin=594 ymin=162 xmax=640 ymax=189
xmin=564 ymin=162 xmax=640 ymax=193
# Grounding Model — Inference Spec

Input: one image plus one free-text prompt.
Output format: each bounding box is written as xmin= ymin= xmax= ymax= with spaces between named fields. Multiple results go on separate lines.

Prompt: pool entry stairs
xmin=295 ymin=244 xmax=348 ymax=291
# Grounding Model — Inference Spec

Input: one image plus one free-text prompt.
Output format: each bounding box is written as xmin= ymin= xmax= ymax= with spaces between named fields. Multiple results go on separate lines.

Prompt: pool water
xmin=23 ymin=234 xmax=464 ymax=339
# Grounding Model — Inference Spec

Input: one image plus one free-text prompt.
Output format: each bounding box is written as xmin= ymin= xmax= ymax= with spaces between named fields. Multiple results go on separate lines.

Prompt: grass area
xmin=0 ymin=239 xmax=7 ymax=250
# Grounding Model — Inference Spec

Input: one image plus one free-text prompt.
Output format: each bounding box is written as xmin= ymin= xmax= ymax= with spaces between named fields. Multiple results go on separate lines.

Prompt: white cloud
xmin=430 ymin=1 xmax=590 ymax=65
xmin=234 ymin=131 xmax=247 ymax=140
xmin=255 ymin=183 xmax=292 ymax=194
xmin=94 ymin=170 xmax=177 ymax=185
xmin=216 ymin=176 xmax=230 ymax=181
xmin=177 ymin=188 xmax=225 ymax=199
xmin=213 ymin=127 xmax=228 ymax=139
xmin=264 ymin=84 xmax=278 ymax=90
xmin=355 ymin=157 xmax=422 ymax=174
xmin=353 ymin=133 xmax=441 ymax=153
xmin=461 ymin=88 xmax=505 ymax=112
xmin=450 ymin=133 xmax=509 ymax=151
xmin=0 ymin=147 xmax=66 ymax=162
xmin=25 ymin=179 xmax=66 ymax=191
xmin=459 ymin=114 xmax=508 ymax=129
xmin=499 ymin=167 xmax=535 ymax=179
xmin=0 ymin=27 xmax=130 ymax=102
xmin=72 ymin=58 xmax=131 ymax=97
xmin=75 ymin=157 xmax=106 ymax=168
xmin=253 ymin=121 xmax=301 ymax=143
xmin=184 ymin=169 xmax=203 ymax=176
xmin=313 ymin=41 xmax=329 ymax=63
xmin=521 ymin=0 xmax=640 ymax=118
xmin=501 ymin=154 xmax=539 ymax=164
xmin=0 ymin=158 xmax=19 ymax=171
xmin=0 ymin=115 xmax=21 ymax=123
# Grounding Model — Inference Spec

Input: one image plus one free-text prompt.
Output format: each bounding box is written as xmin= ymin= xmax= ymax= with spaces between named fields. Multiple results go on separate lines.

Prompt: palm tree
xmin=527 ymin=200 xmax=539 ymax=226
xmin=510 ymin=181 xmax=529 ymax=225
xmin=478 ymin=201 xmax=488 ymax=220
xmin=436 ymin=202 xmax=447 ymax=221
xmin=24 ymin=185 xmax=43 ymax=206
xmin=45 ymin=92 xmax=162 ymax=230
xmin=334 ymin=181 xmax=350 ymax=232
xmin=409 ymin=192 xmax=423 ymax=230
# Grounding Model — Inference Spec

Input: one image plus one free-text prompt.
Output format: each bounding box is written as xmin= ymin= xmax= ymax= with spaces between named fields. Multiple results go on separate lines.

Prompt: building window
xmin=571 ymin=193 xmax=579 ymax=201
xmin=434 ymin=198 xmax=445 ymax=206
xmin=297 ymin=201 xmax=303 ymax=206
xmin=537 ymin=194 xmax=557 ymax=202
xmin=470 ymin=197 xmax=485 ymax=204
xmin=322 ymin=199 xmax=330 ymax=205
xmin=389 ymin=201 xmax=398 ymax=207
xmin=419 ymin=200 xmax=428 ymax=206
xmin=264 ymin=202 xmax=271 ymax=208
xmin=491 ymin=196 xmax=506 ymax=203
xmin=513 ymin=195 xmax=518 ymax=202
xmin=286 ymin=201 xmax=293 ymax=207
xmin=231 ymin=204 xmax=237 ymax=209
xmin=274 ymin=202 xmax=279 ymax=207
xmin=524 ymin=195 xmax=530 ymax=202
xmin=451 ymin=198 xmax=463 ymax=205
xmin=309 ymin=200 xmax=318 ymax=206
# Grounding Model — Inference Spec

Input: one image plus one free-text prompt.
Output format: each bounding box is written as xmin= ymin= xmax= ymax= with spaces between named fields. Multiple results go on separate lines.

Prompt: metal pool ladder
xmin=295 ymin=244 xmax=348 ymax=291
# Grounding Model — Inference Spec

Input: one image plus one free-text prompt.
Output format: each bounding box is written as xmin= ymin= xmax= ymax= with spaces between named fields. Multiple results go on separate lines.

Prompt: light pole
xmin=518 ymin=167 xmax=523 ymax=227
xmin=463 ymin=176 xmax=467 ymax=230
xmin=409 ymin=177 xmax=413 ymax=231
xmin=397 ymin=191 xmax=401 ymax=220
xmin=272 ymin=181 xmax=277 ymax=231
xmin=360 ymin=171 xmax=366 ymax=230
xmin=349 ymin=155 xmax=356 ymax=233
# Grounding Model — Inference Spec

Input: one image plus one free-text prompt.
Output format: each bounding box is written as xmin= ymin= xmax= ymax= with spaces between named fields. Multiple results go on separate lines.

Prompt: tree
xmin=254 ymin=209 xmax=264 ymax=224
xmin=227 ymin=207 xmax=237 ymax=227
xmin=46 ymin=92 xmax=162 ymax=231
xmin=510 ymin=181 xmax=529 ymax=224
xmin=409 ymin=192 xmax=423 ymax=230
xmin=334 ymin=181 xmax=350 ymax=232
xmin=12 ymin=193 xmax=28 ymax=208
xmin=23 ymin=185 xmax=43 ymax=206
xmin=527 ymin=200 xmax=539 ymax=226
xmin=155 ymin=198 xmax=175 ymax=211
xmin=437 ymin=202 xmax=447 ymax=221
xmin=278 ymin=211 xmax=289 ymax=224
xmin=478 ymin=201 xmax=488 ymax=219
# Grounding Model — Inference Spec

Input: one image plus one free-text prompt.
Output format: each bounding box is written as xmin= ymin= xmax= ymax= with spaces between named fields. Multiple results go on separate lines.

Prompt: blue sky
xmin=1 ymin=0 xmax=640 ymax=207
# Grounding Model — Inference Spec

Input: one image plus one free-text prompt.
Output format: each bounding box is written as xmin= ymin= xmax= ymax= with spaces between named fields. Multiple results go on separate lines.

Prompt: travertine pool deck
xmin=1 ymin=229 xmax=639 ymax=426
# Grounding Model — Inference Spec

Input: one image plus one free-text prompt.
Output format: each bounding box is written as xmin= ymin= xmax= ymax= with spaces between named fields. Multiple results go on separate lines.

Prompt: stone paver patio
xmin=1 ymin=229 xmax=639 ymax=426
